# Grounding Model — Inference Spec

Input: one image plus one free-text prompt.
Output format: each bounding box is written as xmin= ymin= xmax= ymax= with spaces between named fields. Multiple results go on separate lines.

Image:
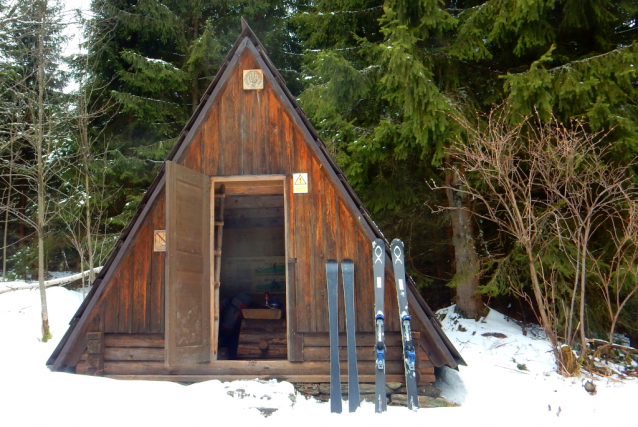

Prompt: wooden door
xmin=165 ymin=161 xmax=212 ymax=366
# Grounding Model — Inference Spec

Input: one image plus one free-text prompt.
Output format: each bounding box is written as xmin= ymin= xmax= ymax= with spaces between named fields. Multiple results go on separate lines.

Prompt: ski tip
xmin=390 ymin=238 xmax=404 ymax=246
xmin=373 ymin=238 xmax=384 ymax=247
xmin=341 ymin=259 xmax=353 ymax=265
xmin=326 ymin=259 xmax=337 ymax=264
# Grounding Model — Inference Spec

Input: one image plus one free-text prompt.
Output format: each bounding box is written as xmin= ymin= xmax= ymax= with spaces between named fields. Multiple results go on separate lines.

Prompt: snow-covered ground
xmin=1 ymin=284 xmax=636 ymax=426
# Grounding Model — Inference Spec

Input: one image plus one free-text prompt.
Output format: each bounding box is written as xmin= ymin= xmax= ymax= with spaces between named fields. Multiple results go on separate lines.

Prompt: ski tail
xmin=342 ymin=259 xmax=360 ymax=412
xmin=326 ymin=259 xmax=342 ymax=414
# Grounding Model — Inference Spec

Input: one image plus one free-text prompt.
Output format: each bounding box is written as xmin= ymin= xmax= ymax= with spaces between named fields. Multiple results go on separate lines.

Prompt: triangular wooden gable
xmin=48 ymin=20 xmax=464 ymax=373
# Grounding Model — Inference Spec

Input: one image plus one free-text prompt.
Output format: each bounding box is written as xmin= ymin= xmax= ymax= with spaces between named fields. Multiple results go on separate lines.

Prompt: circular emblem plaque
xmin=243 ymin=69 xmax=263 ymax=90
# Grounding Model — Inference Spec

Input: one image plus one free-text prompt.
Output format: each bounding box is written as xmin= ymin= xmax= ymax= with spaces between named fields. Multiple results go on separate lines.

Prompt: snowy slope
xmin=1 ymin=285 xmax=636 ymax=426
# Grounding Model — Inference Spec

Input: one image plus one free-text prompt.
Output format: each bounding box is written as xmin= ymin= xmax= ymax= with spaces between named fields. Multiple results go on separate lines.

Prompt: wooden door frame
xmin=208 ymin=174 xmax=293 ymax=362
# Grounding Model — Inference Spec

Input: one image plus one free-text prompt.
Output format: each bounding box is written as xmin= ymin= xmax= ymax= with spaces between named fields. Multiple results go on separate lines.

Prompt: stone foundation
xmin=292 ymin=382 xmax=458 ymax=408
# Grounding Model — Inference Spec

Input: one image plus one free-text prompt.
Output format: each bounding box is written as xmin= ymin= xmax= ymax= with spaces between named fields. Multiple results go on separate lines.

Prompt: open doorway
xmin=213 ymin=178 xmax=287 ymax=360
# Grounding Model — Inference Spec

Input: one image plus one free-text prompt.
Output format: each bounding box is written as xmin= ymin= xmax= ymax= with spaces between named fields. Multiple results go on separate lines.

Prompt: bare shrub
xmin=434 ymin=106 xmax=638 ymax=375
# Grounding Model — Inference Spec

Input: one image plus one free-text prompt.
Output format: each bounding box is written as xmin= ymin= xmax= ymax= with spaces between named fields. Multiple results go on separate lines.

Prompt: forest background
xmin=0 ymin=0 xmax=636 ymax=369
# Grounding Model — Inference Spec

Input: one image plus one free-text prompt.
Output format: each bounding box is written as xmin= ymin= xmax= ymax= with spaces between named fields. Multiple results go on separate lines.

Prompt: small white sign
xmin=293 ymin=173 xmax=308 ymax=193
xmin=243 ymin=69 xmax=264 ymax=90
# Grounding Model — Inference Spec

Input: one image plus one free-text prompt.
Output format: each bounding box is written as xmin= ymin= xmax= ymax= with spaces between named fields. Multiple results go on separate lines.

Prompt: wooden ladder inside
xmin=212 ymin=184 xmax=225 ymax=360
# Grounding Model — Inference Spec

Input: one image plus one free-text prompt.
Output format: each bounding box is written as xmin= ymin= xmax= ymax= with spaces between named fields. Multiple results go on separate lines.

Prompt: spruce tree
xmin=450 ymin=0 xmax=638 ymax=147
xmin=294 ymin=0 xmax=638 ymax=317
xmin=294 ymin=1 xmax=487 ymax=316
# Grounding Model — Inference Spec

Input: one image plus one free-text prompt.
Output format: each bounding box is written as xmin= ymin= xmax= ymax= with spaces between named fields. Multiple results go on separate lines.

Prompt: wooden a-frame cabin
xmin=47 ymin=20 xmax=464 ymax=383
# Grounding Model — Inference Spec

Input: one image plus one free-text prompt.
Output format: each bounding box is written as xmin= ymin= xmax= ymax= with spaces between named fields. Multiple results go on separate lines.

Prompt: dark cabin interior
xmin=215 ymin=180 xmax=287 ymax=360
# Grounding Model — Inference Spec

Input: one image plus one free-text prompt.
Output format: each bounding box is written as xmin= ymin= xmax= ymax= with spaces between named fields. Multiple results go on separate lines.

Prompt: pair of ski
xmin=374 ymin=238 xmax=419 ymax=412
xmin=325 ymin=239 xmax=418 ymax=414
xmin=325 ymin=259 xmax=360 ymax=414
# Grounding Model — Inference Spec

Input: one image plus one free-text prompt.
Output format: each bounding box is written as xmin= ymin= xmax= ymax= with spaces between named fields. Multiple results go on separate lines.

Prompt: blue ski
xmin=373 ymin=239 xmax=387 ymax=413
xmin=326 ymin=259 xmax=342 ymax=413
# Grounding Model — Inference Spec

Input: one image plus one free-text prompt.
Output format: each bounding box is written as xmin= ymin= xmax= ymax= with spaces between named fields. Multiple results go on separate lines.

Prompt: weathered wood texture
xmin=63 ymin=41 xmax=438 ymax=374
xmin=49 ymin=26 xmax=463 ymax=378
xmin=301 ymin=331 xmax=435 ymax=380
xmin=303 ymin=331 xmax=421 ymax=348
xmin=179 ymin=48 xmax=406 ymax=335
xmin=77 ymin=333 xmax=166 ymax=372
xmin=99 ymin=360 xmax=434 ymax=384
xmin=165 ymin=161 xmax=212 ymax=366
xmin=85 ymin=332 xmax=104 ymax=375
xmin=106 ymin=374 xmax=436 ymax=384
xmin=89 ymin=330 xmax=436 ymax=382
xmin=236 ymin=319 xmax=287 ymax=360
xmin=90 ymin=50 xmax=412 ymax=337
xmin=99 ymin=194 xmax=165 ymax=335
xmin=105 ymin=333 xmax=164 ymax=348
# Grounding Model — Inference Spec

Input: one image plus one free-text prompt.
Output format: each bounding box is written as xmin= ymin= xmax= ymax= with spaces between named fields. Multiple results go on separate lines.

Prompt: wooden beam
xmin=210 ymin=182 xmax=217 ymax=361
xmin=236 ymin=345 xmax=287 ymax=359
xmin=224 ymin=186 xmax=284 ymax=196
xmin=223 ymin=180 xmax=285 ymax=188
xmin=286 ymin=258 xmax=303 ymax=361
xmin=104 ymin=347 xmax=164 ymax=362
xmin=303 ymin=331 xmax=420 ymax=348
xmin=303 ymin=346 xmax=423 ymax=364
xmin=104 ymin=334 xmax=164 ymax=348
xmin=211 ymin=174 xmax=286 ymax=182
xmin=104 ymin=374 xmax=435 ymax=384
xmin=86 ymin=332 xmax=104 ymax=375
xmin=102 ymin=359 xmax=417 ymax=376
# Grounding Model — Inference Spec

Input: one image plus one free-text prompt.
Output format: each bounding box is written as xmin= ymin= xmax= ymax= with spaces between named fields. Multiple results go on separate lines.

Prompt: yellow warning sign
xmin=293 ymin=173 xmax=308 ymax=193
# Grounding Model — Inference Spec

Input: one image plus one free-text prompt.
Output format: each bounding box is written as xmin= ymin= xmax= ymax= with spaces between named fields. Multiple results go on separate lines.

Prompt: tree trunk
xmin=579 ymin=231 xmax=590 ymax=356
xmin=566 ymin=244 xmax=581 ymax=347
xmin=79 ymin=82 xmax=95 ymax=287
xmin=445 ymin=169 xmax=483 ymax=318
xmin=2 ymin=150 xmax=13 ymax=281
xmin=17 ymin=192 xmax=25 ymax=241
xmin=523 ymin=245 xmax=561 ymax=365
xmin=78 ymin=249 xmax=86 ymax=298
xmin=36 ymin=1 xmax=50 ymax=341
xmin=85 ymin=169 xmax=94 ymax=285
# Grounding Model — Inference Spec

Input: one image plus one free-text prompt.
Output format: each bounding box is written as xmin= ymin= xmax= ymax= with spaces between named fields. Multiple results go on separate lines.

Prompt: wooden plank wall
xmin=100 ymin=193 xmax=166 ymax=335
xmin=76 ymin=332 xmax=434 ymax=384
xmin=179 ymin=48 xmax=406 ymax=336
xmin=71 ymin=45 xmax=439 ymax=379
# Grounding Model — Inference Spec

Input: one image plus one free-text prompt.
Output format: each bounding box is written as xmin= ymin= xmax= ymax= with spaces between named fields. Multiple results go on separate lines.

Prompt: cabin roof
xmin=48 ymin=19 xmax=465 ymax=371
